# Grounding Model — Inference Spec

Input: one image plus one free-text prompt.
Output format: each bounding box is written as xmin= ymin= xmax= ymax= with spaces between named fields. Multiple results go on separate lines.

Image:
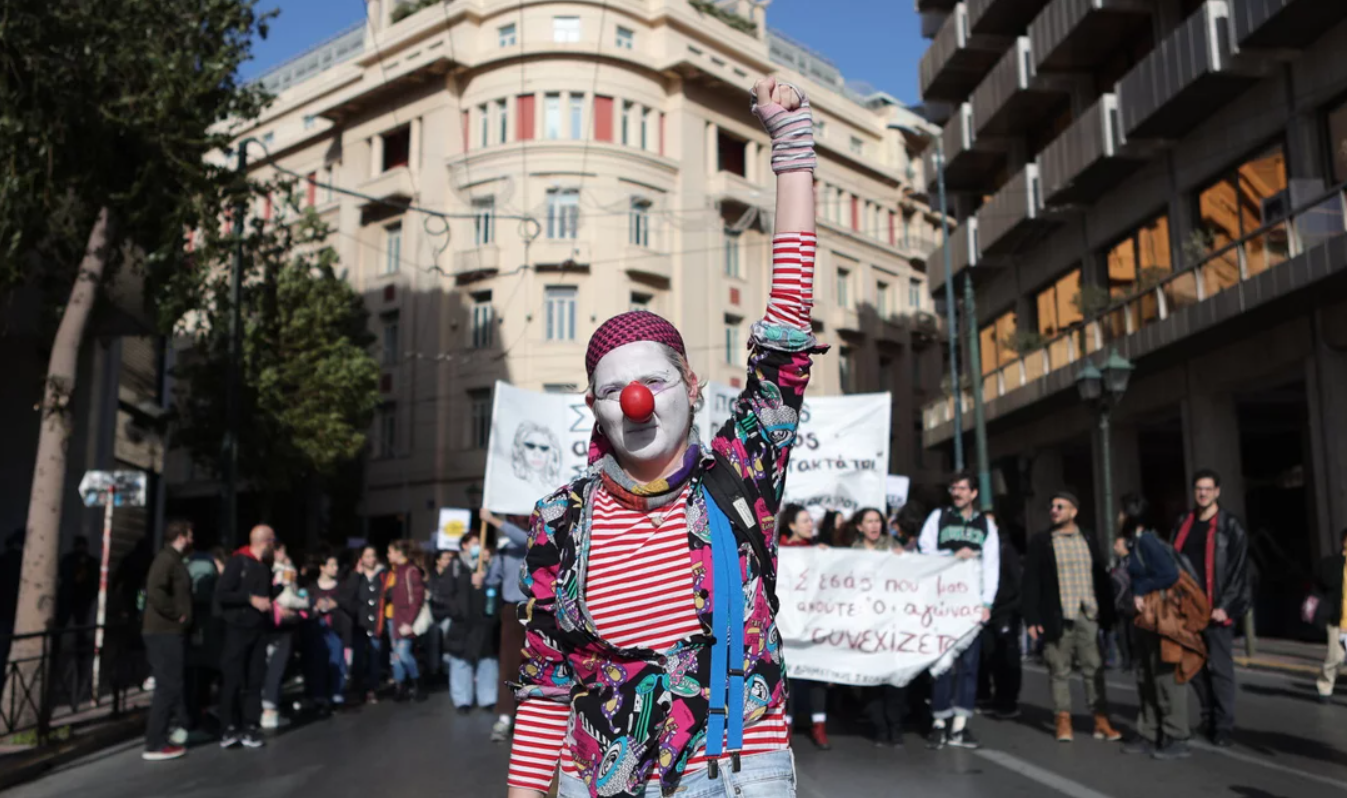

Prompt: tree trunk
xmin=4 ymin=208 xmax=113 ymax=729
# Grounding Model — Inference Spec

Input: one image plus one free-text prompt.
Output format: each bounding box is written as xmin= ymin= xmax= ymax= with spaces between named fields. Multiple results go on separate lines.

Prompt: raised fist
xmin=753 ymin=77 xmax=801 ymax=112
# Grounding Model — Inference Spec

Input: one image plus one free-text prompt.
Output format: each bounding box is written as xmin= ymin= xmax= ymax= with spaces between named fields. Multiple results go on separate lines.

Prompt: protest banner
xmin=435 ymin=508 xmax=472 ymax=551
xmin=885 ymin=474 xmax=911 ymax=512
xmin=482 ymin=380 xmax=593 ymax=515
xmin=776 ymin=548 xmax=984 ymax=687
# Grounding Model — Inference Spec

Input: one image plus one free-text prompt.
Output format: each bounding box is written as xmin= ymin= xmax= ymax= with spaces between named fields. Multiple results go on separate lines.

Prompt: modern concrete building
xmin=913 ymin=0 xmax=1347 ymax=635
xmin=200 ymin=0 xmax=947 ymax=544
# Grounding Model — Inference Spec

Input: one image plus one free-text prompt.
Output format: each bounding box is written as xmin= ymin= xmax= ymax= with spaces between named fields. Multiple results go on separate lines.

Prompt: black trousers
xmin=863 ymin=684 xmax=905 ymax=741
xmin=978 ymin=622 xmax=1022 ymax=713
xmin=1193 ymin=623 xmax=1236 ymax=736
xmin=143 ymin=633 xmax=185 ymax=750
xmin=787 ymin=678 xmax=828 ymax=726
xmin=219 ymin=626 xmax=267 ymax=732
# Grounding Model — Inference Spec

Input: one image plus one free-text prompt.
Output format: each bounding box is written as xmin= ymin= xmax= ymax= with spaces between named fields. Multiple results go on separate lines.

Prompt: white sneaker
xmin=261 ymin=709 xmax=280 ymax=730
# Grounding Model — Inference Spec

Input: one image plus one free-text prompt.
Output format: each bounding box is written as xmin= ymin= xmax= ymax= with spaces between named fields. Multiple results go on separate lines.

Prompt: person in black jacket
xmin=425 ymin=549 xmax=456 ymax=687
xmin=443 ymin=531 xmax=500 ymax=713
xmin=1022 ymin=491 xmax=1121 ymax=743
xmin=1170 ymin=468 xmax=1249 ymax=746
xmin=213 ymin=525 xmax=276 ymax=749
xmin=978 ymin=535 xmax=1023 ymax=720
xmin=141 ymin=521 xmax=194 ymax=761
xmin=1314 ymin=528 xmax=1346 ymax=703
xmin=305 ymin=552 xmax=350 ymax=708
xmin=341 ymin=545 xmax=387 ymax=703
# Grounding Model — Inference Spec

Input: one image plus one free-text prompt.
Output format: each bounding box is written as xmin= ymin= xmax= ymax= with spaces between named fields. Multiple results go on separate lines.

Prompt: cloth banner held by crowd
xmin=776 ymin=548 xmax=984 ymax=687
xmin=482 ymin=380 xmax=891 ymax=516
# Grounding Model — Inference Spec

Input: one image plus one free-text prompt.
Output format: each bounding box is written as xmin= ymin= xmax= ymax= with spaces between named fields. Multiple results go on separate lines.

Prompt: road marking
xmin=974 ymin=749 xmax=1116 ymax=798
xmin=1188 ymin=740 xmax=1347 ymax=791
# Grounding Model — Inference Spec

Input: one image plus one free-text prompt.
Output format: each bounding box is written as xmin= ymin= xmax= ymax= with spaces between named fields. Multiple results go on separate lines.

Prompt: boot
xmin=1055 ymin=711 xmax=1074 ymax=742
xmin=1093 ymin=713 xmax=1122 ymax=742
xmin=394 ymin=682 xmax=409 ymax=703
xmin=810 ymin=721 xmax=832 ymax=751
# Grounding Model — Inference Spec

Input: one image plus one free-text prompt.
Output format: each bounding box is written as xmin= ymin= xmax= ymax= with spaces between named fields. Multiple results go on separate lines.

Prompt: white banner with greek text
xmin=776 ymin=548 xmax=984 ymax=687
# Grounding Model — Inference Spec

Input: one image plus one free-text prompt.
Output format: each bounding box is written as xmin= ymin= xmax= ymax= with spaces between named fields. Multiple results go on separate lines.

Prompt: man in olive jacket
xmin=142 ymin=521 xmax=194 ymax=761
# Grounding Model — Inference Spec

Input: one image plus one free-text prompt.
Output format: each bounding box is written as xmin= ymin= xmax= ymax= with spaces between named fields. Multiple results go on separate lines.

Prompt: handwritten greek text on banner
xmin=776 ymin=548 xmax=984 ymax=687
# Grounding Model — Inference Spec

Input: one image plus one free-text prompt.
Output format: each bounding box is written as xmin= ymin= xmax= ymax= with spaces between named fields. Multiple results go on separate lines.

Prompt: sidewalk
xmin=1235 ymin=636 xmax=1328 ymax=676
xmin=0 ymin=692 xmax=150 ymax=791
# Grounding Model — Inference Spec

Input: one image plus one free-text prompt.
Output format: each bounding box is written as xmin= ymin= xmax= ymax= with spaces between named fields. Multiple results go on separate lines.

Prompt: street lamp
xmin=1075 ymin=349 xmax=1134 ymax=537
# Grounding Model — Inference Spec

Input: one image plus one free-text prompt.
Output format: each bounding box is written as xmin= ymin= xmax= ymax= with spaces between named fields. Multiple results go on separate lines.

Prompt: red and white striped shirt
xmin=508 ymin=232 xmax=814 ymax=792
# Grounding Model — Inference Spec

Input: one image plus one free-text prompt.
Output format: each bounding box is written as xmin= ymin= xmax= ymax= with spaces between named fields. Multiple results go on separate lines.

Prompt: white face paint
xmin=590 ymin=341 xmax=693 ymax=474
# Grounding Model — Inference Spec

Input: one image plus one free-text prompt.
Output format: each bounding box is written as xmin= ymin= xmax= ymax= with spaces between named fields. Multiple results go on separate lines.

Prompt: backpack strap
xmin=700 ymin=454 xmax=778 ymax=614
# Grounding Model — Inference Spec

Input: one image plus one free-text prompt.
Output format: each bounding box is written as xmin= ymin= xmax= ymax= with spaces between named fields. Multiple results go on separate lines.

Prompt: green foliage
xmin=688 ymin=0 xmax=759 ymax=35
xmin=1001 ymin=329 xmax=1046 ymax=356
xmin=391 ymin=0 xmax=441 ymax=24
xmin=1072 ymin=285 xmax=1113 ymax=320
xmin=173 ymin=183 xmax=381 ymax=492
xmin=0 ymin=0 xmax=274 ymax=311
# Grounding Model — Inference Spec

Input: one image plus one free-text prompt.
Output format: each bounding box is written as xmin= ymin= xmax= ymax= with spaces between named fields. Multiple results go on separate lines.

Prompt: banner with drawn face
xmin=482 ymin=380 xmax=594 ymax=515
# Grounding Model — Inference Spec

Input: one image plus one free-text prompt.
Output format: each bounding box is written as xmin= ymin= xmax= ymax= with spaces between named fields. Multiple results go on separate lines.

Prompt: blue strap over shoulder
xmin=703 ymin=492 xmax=746 ymax=777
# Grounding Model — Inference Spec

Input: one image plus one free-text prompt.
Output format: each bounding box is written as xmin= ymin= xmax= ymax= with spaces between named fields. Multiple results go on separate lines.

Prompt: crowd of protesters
xmin=123 ymin=466 xmax=1343 ymax=768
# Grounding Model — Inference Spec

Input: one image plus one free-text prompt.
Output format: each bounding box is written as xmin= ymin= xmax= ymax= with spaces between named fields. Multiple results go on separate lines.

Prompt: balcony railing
xmin=1230 ymin=0 xmax=1347 ymax=50
xmin=1116 ymin=1 xmax=1254 ymax=140
xmin=919 ymin=3 xmax=1004 ymax=103
xmin=923 ymin=177 xmax=1347 ymax=434
xmin=1038 ymin=93 xmax=1144 ymax=206
xmin=1030 ymin=0 xmax=1152 ymax=73
xmin=924 ymin=103 xmax=1006 ymax=193
xmin=977 ymin=163 xmax=1049 ymax=256
xmin=968 ymin=0 xmax=1051 ymax=36
xmin=927 ymin=218 xmax=980 ymax=295
xmin=970 ymin=36 xmax=1064 ymax=138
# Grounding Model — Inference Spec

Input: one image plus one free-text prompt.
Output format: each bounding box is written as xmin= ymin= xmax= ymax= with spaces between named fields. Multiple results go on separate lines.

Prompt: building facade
xmin=216 ymin=0 xmax=946 ymax=542
xmin=914 ymin=0 xmax=1347 ymax=636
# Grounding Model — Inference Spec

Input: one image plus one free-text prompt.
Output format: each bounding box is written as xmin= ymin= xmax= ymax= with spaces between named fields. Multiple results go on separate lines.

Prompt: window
xmin=1105 ymin=214 xmax=1171 ymax=335
xmin=717 ymin=129 xmax=747 ymax=176
xmin=378 ymin=404 xmax=397 ymax=458
xmin=471 ymin=291 xmax=494 ymax=349
xmin=836 ymin=266 xmax=851 ymax=309
xmin=569 ymin=94 xmax=584 ymax=139
xmin=303 ymin=115 xmax=316 ymax=130
xmin=545 ymin=286 xmax=577 ymax=341
xmin=903 ymin=215 xmax=913 ymax=249
xmin=478 ymin=103 xmax=489 ymax=148
xmin=979 ymin=310 xmax=1018 ymax=376
xmin=544 ymin=93 xmax=561 ymax=140
xmin=724 ymin=316 xmax=741 ymax=364
xmin=723 ymin=229 xmax=741 ymax=277
xmin=630 ymin=292 xmax=652 ymax=312
xmin=381 ymin=312 xmax=400 ymax=366
xmin=877 ymin=280 xmax=890 ymax=318
xmin=816 ymin=119 xmax=827 ymax=139
xmin=621 ymin=101 xmax=634 ymax=146
xmin=1329 ymin=100 xmax=1347 ymax=184
xmin=909 ymin=277 xmax=922 ymax=308
xmin=640 ymin=107 xmax=650 ymax=151
xmin=629 ymin=198 xmax=652 ymax=248
xmin=553 ymin=15 xmax=580 ymax=42
xmin=838 ymin=346 xmax=854 ymax=393
xmin=469 ymin=389 xmax=493 ymax=450
xmin=616 ymin=26 xmax=634 ymax=49
xmin=499 ymin=23 xmax=517 ymax=47
xmin=384 ymin=223 xmax=402 ymax=275
xmin=261 ymin=131 xmax=275 ymax=148
xmin=305 ymin=172 xmax=317 ymax=207
xmin=473 ymin=196 xmax=495 ymax=245
xmin=546 ymin=188 xmax=579 ymax=239
xmin=878 ymin=356 xmax=893 ymax=390
xmin=322 ymin=165 xmax=335 ymax=203
xmin=1194 ymin=143 xmax=1289 ymax=289
xmin=1036 ymin=269 xmax=1082 ymax=338
xmin=382 ymin=127 xmax=410 ymax=170
xmin=850 ymin=136 xmax=864 ymax=156
xmin=497 ymin=99 xmax=509 ymax=145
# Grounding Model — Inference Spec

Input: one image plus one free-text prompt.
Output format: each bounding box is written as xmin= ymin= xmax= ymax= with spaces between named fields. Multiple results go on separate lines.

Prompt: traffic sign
xmin=78 ymin=470 xmax=148 ymax=507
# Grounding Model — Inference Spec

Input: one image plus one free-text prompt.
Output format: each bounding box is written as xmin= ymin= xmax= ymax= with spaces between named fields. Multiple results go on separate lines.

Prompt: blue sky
xmin=240 ymin=0 xmax=924 ymax=105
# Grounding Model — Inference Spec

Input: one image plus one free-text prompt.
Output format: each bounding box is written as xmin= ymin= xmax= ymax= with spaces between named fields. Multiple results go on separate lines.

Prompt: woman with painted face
xmin=506 ymin=77 xmax=821 ymax=798
xmin=777 ymin=504 xmax=832 ymax=751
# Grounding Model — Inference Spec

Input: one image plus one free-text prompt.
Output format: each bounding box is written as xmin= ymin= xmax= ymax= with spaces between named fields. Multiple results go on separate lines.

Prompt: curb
xmin=0 ymin=709 xmax=146 ymax=792
xmin=1234 ymin=655 xmax=1321 ymax=677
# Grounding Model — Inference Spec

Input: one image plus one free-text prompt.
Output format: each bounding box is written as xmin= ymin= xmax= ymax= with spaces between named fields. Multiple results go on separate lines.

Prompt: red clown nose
xmin=619 ymin=382 xmax=655 ymax=422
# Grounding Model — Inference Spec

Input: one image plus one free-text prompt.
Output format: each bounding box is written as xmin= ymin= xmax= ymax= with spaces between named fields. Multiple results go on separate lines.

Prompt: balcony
xmin=919 ymin=3 xmax=1006 ymax=104
xmin=968 ymin=0 xmax=1051 ymax=36
xmin=970 ymin=37 xmax=1065 ymax=138
xmin=1231 ymin=0 xmax=1347 ymax=49
xmin=927 ymin=218 xmax=980 ymax=295
xmin=1030 ymin=0 xmax=1152 ymax=73
xmin=917 ymin=0 xmax=960 ymax=11
xmin=623 ymin=246 xmax=672 ymax=282
xmin=531 ymin=240 xmax=593 ymax=269
xmin=1116 ymin=1 xmax=1256 ymax=140
xmin=923 ymin=103 xmax=1006 ymax=193
xmin=359 ymin=166 xmax=415 ymax=207
xmin=707 ymin=170 xmax=769 ymax=213
xmin=1038 ymin=93 xmax=1145 ymax=206
xmin=922 ymin=177 xmax=1347 ymax=445
xmin=453 ymin=245 xmax=501 ymax=277
xmin=977 ymin=164 xmax=1051 ymax=256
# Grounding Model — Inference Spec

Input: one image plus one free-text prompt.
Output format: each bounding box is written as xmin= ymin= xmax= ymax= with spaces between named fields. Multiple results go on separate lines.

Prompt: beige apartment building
xmin=199 ymin=0 xmax=946 ymax=541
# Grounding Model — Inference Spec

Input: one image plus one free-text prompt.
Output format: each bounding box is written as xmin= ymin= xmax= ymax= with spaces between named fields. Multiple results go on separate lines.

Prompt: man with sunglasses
xmin=1023 ymin=491 xmax=1121 ymax=743
xmin=918 ymin=471 xmax=999 ymax=749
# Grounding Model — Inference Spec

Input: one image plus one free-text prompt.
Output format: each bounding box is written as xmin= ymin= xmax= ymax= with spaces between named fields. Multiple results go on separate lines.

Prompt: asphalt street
xmin=7 ymin=660 xmax=1345 ymax=798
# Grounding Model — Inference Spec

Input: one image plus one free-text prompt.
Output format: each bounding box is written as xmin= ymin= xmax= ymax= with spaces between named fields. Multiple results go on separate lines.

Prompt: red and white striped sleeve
xmin=763 ymin=231 xmax=817 ymax=332
xmin=506 ymin=698 xmax=570 ymax=792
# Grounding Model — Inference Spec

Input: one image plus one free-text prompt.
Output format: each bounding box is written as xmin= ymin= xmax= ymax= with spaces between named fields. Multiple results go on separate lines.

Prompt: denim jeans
xmin=448 ymin=655 xmax=498 ymax=708
xmin=558 ymin=749 xmax=795 ymax=798
xmin=932 ymin=634 xmax=983 ymax=719
xmin=390 ymin=636 xmax=419 ymax=684
xmin=363 ymin=635 xmax=384 ymax=693
xmin=306 ymin=625 xmax=347 ymax=703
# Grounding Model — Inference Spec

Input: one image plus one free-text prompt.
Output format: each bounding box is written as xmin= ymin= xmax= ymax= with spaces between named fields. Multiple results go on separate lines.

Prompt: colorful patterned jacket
xmin=516 ymin=320 xmax=824 ymax=798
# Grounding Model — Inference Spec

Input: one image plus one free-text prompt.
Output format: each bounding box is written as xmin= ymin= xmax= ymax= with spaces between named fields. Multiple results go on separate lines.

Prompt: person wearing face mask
xmin=506 ymin=77 xmax=821 ymax=798
xmin=444 ymin=530 xmax=501 ymax=715
xmin=777 ymin=504 xmax=831 ymax=751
